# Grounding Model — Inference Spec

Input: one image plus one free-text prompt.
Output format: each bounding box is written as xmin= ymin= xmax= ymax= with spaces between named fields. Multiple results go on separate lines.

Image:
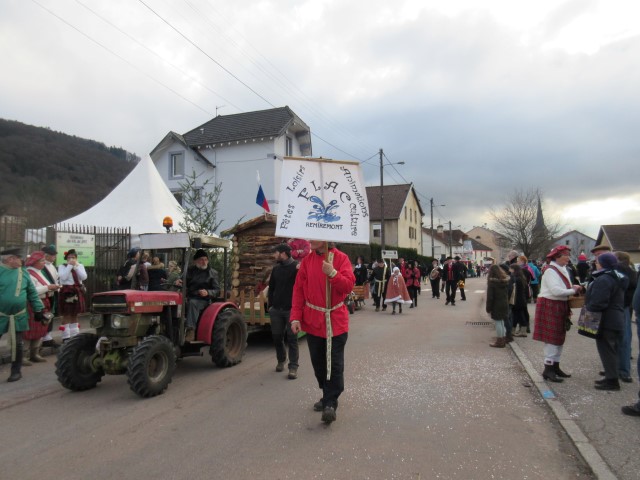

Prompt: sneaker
xmin=313 ymin=400 xmax=323 ymax=411
xmin=185 ymin=328 xmax=195 ymax=342
xmin=321 ymin=406 xmax=337 ymax=424
xmin=287 ymin=369 xmax=297 ymax=379
xmin=621 ymin=405 xmax=640 ymax=417
xmin=275 ymin=362 xmax=285 ymax=372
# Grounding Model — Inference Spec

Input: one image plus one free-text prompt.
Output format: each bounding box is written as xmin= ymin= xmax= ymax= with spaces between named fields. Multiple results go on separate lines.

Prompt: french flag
xmin=256 ymin=171 xmax=270 ymax=212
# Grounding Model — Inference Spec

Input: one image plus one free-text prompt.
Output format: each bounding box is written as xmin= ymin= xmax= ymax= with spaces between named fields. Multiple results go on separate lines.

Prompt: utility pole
xmin=379 ymin=148 xmax=385 ymax=252
xmin=449 ymin=220 xmax=453 ymax=258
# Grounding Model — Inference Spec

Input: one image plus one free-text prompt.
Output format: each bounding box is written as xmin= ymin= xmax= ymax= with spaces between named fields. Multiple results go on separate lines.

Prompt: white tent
xmin=57 ymin=155 xmax=185 ymax=234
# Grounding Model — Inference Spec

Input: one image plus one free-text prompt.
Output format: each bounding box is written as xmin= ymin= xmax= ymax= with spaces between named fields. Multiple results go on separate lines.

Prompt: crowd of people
xmin=483 ymin=243 xmax=640 ymax=418
xmin=4 ymin=236 xmax=640 ymax=425
xmin=1 ymin=245 xmax=87 ymax=382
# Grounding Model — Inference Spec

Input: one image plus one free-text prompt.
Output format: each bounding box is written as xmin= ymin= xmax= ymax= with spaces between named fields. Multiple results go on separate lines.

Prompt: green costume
xmin=1 ymin=264 xmax=44 ymax=360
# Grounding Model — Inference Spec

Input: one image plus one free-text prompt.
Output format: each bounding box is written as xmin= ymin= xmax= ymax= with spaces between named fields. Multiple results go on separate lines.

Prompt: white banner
xmin=275 ymin=157 xmax=370 ymax=244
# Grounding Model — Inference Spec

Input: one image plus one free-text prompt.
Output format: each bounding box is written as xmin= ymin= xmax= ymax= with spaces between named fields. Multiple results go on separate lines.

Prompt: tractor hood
xmin=92 ymin=290 xmax=182 ymax=314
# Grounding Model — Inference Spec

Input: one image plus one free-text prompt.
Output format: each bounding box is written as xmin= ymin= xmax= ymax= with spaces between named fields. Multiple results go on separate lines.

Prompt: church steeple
xmin=534 ymin=194 xmax=546 ymax=232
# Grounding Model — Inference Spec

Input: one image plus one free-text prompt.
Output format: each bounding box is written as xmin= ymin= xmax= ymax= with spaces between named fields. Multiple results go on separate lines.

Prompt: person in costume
xmin=384 ymin=267 xmax=412 ymax=314
xmin=1 ymin=248 xmax=45 ymax=382
xmin=368 ymin=259 xmax=390 ymax=312
xmin=428 ymin=259 xmax=442 ymax=299
xmin=58 ymin=249 xmax=87 ymax=341
xmin=532 ymin=245 xmax=582 ymax=383
xmin=40 ymin=244 xmax=60 ymax=347
xmin=290 ymin=240 xmax=355 ymax=424
xmin=24 ymin=251 xmax=59 ymax=363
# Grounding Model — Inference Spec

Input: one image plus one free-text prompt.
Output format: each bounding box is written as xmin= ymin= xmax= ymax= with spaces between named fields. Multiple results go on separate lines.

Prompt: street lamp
xmin=430 ymin=198 xmax=445 ymax=258
xmin=379 ymin=149 xmax=405 ymax=251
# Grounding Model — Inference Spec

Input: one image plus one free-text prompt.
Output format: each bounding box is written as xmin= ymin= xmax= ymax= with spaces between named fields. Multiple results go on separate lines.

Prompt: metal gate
xmin=3 ymin=220 xmax=131 ymax=306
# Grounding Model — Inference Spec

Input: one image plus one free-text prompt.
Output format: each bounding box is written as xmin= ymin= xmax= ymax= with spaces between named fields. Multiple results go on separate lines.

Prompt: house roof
xmin=366 ymin=184 xmax=424 ymax=221
xmin=220 ymin=213 xmax=276 ymax=237
xmin=182 ymin=106 xmax=310 ymax=150
xmin=597 ymin=224 xmax=640 ymax=252
xmin=469 ymin=238 xmax=493 ymax=252
xmin=554 ymin=230 xmax=596 ymax=242
xmin=149 ymin=131 xmax=213 ymax=167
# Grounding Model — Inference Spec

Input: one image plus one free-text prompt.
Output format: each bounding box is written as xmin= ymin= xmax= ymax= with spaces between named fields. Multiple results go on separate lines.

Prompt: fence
xmin=2 ymin=217 xmax=130 ymax=306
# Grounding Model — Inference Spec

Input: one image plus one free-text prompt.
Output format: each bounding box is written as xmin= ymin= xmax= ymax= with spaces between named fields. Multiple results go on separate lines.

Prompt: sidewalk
xmin=510 ymin=304 xmax=639 ymax=480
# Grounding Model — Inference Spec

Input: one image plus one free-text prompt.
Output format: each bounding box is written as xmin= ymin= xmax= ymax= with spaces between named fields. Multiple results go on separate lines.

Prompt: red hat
xmin=26 ymin=251 xmax=46 ymax=267
xmin=578 ymin=254 xmax=587 ymax=261
xmin=546 ymin=245 xmax=571 ymax=260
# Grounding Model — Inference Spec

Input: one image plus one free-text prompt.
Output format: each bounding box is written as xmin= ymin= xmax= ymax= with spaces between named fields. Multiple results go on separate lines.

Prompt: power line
xmin=137 ymin=0 xmax=275 ymax=108
xmin=29 ymin=0 xmax=214 ymax=117
xmin=74 ymin=0 xmax=242 ymax=112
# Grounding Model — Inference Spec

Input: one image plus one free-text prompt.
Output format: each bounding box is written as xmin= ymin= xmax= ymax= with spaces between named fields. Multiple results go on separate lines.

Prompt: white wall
xmin=152 ymin=129 xmax=306 ymax=233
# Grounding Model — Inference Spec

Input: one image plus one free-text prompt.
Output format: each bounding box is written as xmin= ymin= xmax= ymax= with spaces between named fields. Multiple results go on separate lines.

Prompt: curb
xmin=510 ymin=341 xmax=617 ymax=480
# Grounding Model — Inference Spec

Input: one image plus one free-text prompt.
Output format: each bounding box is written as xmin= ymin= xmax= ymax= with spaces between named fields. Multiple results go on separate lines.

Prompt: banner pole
xmin=325 ymin=241 xmax=333 ymax=381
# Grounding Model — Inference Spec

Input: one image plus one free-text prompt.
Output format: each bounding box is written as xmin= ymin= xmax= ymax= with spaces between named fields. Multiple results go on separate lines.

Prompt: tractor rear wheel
xmin=56 ymin=333 xmax=104 ymax=391
xmin=127 ymin=335 xmax=176 ymax=398
xmin=210 ymin=308 xmax=247 ymax=367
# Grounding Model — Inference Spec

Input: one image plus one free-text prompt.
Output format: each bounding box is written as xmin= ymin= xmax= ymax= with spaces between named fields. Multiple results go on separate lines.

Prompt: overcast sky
xmin=2 ymin=0 xmax=639 ymax=239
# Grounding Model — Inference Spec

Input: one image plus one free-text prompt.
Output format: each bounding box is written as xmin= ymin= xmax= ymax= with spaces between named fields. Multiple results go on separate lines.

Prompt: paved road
xmin=1 ymin=277 xmax=595 ymax=479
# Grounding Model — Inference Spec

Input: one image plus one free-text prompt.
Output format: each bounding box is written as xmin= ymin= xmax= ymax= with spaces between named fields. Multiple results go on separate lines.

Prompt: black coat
xmin=268 ymin=258 xmax=298 ymax=310
xmin=585 ymin=269 xmax=628 ymax=331
xmin=185 ymin=266 xmax=220 ymax=299
xmin=486 ymin=277 xmax=509 ymax=320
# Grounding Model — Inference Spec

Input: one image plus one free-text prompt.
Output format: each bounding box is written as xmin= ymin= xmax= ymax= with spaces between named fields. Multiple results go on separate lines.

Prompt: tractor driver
xmin=184 ymin=249 xmax=220 ymax=342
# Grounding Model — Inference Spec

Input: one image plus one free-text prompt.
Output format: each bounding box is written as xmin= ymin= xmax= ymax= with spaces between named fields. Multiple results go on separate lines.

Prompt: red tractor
xmin=55 ymin=233 xmax=247 ymax=398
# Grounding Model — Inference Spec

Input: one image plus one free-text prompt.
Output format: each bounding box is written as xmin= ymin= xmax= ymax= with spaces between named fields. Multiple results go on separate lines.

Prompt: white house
xmin=553 ymin=230 xmax=596 ymax=263
xmin=150 ymin=107 xmax=311 ymax=233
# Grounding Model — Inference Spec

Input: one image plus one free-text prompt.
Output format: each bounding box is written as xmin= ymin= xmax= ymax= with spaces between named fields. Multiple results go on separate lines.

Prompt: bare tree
xmin=177 ymin=170 xmax=224 ymax=236
xmin=490 ymin=188 xmax=564 ymax=261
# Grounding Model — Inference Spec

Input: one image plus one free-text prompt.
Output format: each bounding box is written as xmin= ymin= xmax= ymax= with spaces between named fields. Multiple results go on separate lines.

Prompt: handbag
xmin=577 ymin=306 xmax=601 ymax=339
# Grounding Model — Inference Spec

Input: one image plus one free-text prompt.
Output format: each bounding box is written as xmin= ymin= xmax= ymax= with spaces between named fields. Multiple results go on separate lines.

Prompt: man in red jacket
xmin=290 ymin=240 xmax=355 ymax=424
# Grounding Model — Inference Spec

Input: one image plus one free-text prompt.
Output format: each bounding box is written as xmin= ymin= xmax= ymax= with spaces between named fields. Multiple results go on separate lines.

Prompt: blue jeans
xmin=618 ymin=307 xmax=632 ymax=377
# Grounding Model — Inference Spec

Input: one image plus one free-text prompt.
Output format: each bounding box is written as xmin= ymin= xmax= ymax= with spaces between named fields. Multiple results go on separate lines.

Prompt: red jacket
xmin=291 ymin=247 xmax=355 ymax=338
xmin=403 ymin=267 xmax=421 ymax=287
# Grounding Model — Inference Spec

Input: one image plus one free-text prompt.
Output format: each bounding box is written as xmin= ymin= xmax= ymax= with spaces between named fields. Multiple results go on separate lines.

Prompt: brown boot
xmin=490 ymin=337 xmax=506 ymax=348
xmin=30 ymin=339 xmax=47 ymax=363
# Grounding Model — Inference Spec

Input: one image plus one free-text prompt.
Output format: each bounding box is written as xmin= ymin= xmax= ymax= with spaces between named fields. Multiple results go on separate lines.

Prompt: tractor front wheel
xmin=127 ymin=335 xmax=176 ymax=398
xmin=210 ymin=308 xmax=247 ymax=367
xmin=56 ymin=333 xmax=104 ymax=391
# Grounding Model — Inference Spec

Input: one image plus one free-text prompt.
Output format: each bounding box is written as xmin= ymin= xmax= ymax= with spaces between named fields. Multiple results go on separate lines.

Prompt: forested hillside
xmin=0 ymin=119 xmax=138 ymax=227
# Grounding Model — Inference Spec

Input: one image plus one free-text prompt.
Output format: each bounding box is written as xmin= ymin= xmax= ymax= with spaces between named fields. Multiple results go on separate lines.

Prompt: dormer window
xmin=170 ymin=152 xmax=185 ymax=179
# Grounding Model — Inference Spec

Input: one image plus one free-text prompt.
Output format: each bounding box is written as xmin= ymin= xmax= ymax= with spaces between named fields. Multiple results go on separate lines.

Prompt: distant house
xmin=421 ymin=227 xmax=450 ymax=259
xmin=594 ymin=224 xmax=640 ymax=264
xmin=465 ymin=238 xmax=493 ymax=264
xmin=150 ymin=106 xmax=311 ymax=233
xmin=465 ymin=226 xmax=509 ymax=262
xmin=553 ymin=230 xmax=596 ymax=263
xmin=366 ymin=184 xmax=424 ymax=252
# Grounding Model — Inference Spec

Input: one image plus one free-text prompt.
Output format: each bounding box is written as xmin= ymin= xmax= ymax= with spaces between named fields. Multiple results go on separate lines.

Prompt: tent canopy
xmin=58 ymin=155 xmax=185 ymax=234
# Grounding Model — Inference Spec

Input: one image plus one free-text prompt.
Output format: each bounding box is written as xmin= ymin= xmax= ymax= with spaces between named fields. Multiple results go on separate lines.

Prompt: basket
xmin=568 ymin=295 xmax=585 ymax=309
